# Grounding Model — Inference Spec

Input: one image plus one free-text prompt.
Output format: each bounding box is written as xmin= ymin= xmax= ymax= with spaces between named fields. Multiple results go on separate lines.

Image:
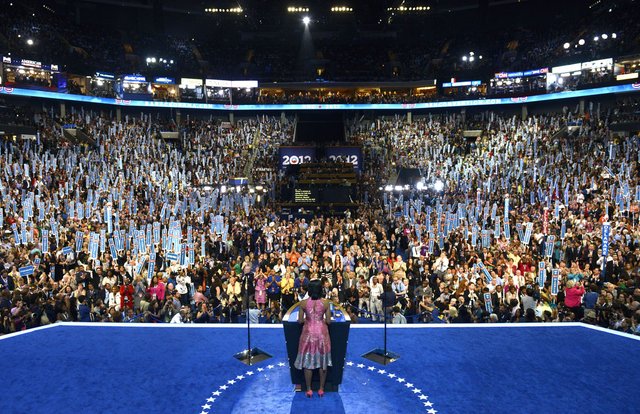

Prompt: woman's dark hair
xmin=308 ymin=279 xmax=323 ymax=300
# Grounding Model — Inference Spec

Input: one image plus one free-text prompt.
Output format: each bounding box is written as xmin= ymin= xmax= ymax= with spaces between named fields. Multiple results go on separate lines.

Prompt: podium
xmin=283 ymin=301 xmax=351 ymax=392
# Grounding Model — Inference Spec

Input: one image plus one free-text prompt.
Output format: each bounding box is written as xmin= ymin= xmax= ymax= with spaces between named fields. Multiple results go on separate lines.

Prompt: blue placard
xmin=551 ymin=269 xmax=560 ymax=295
xmin=601 ymin=222 xmax=611 ymax=258
xmin=19 ymin=265 xmax=34 ymax=277
xmin=538 ymin=262 xmax=546 ymax=287
xmin=484 ymin=292 xmax=493 ymax=313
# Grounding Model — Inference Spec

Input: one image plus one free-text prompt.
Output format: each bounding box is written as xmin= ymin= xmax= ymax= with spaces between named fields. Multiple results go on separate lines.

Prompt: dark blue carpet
xmin=0 ymin=323 xmax=638 ymax=414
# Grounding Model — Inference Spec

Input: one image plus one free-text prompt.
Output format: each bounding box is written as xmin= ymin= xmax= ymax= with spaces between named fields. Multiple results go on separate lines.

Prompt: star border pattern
xmin=198 ymin=360 xmax=437 ymax=413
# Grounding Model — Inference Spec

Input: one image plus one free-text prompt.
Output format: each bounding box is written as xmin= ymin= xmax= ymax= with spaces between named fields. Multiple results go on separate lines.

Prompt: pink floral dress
xmin=255 ymin=277 xmax=266 ymax=305
xmin=294 ymin=299 xmax=332 ymax=370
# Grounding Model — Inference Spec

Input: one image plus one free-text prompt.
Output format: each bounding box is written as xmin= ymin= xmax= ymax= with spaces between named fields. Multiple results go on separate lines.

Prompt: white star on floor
xmin=202 ymin=404 xmax=211 ymax=410
xmin=212 ymin=391 xmax=221 ymax=396
xmin=424 ymin=401 xmax=433 ymax=407
xmin=236 ymin=375 xmax=245 ymax=380
xmin=206 ymin=397 xmax=215 ymax=403
xmin=405 ymin=382 xmax=414 ymax=388
xmin=427 ymin=409 xmax=437 ymax=414
xmin=419 ymin=395 xmax=429 ymax=401
xmin=257 ymin=368 xmax=264 ymax=372
xmin=412 ymin=388 xmax=421 ymax=394
xmin=345 ymin=361 xmax=354 ymax=366
xmin=278 ymin=362 xmax=286 ymax=367
xmin=367 ymin=366 xmax=376 ymax=371
xmin=219 ymin=385 xmax=228 ymax=390
xmin=267 ymin=365 xmax=275 ymax=369
xmin=246 ymin=371 xmax=254 ymax=376
xmin=356 ymin=364 xmax=365 ymax=368
xmin=397 ymin=378 xmax=405 ymax=383
xmin=377 ymin=369 xmax=386 ymax=374
xmin=227 ymin=379 xmax=236 ymax=385
xmin=199 ymin=411 xmax=208 ymax=414
xmin=387 ymin=373 xmax=396 ymax=378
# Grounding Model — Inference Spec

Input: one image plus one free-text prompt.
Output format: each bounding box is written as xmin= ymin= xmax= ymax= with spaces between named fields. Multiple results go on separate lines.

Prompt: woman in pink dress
xmin=294 ymin=279 xmax=332 ymax=398
xmin=254 ymin=271 xmax=267 ymax=310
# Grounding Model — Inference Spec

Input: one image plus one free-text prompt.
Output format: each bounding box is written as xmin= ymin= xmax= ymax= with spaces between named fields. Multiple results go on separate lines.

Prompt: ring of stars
xmin=198 ymin=360 xmax=436 ymax=414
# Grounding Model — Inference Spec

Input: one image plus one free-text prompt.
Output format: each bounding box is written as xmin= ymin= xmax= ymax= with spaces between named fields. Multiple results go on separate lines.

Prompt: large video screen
xmin=278 ymin=146 xmax=316 ymax=170
xmin=326 ymin=147 xmax=363 ymax=172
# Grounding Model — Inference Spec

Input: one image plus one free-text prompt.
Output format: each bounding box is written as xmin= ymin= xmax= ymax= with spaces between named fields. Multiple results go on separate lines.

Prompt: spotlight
xmin=416 ymin=181 xmax=425 ymax=190
xmin=611 ymin=33 xmax=617 ymax=39
xmin=563 ymin=42 xmax=570 ymax=49
xmin=602 ymin=33 xmax=608 ymax=39
xmin=384 ymin=185 xmax=393 ymax=192
xmin=394 ymin=185 xmax=403 ymax=192
xmin=578 ymin=39 xmax=585 ymax=45
xmin=26 ymin=39 xmax=34 ymax=46
xmin=302 ymin=16 xmax=310 ymax=25
xmin=593 ymin=36 xmax=599 ymax=41
xmin=469 ymin=56 xmax=475 ymax=62
xmin=433 ymin=180 xmax=444 ymax=192
xmin=462 ymin=56 xmax=468 ymax=61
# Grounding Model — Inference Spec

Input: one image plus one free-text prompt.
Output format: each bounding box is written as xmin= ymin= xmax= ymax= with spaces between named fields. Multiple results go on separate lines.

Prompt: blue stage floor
xmin=1 ymin=323 xmax=638 ymax=414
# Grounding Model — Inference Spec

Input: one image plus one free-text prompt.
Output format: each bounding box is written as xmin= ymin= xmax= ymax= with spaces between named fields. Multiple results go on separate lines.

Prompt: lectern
xmin=282 ymin=301 xmax=351 ymax=392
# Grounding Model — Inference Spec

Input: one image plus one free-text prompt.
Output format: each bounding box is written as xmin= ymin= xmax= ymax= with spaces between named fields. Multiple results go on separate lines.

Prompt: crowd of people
xmin=0 ymin=99 xmax=639 ymax=337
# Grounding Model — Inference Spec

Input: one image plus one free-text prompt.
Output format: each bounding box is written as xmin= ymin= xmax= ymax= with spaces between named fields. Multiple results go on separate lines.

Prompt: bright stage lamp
xmin=433 ymin=180 xmax=444 ymax=192
xmin=302 ymin=16 xmax=310 ymax=25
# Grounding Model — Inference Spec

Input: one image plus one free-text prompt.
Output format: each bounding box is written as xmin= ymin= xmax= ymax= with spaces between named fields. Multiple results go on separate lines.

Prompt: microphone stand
xmin=233 ymin=273 xmax=272 ymax=365
xmin=362 ymin=285 xmax=400 ymax=365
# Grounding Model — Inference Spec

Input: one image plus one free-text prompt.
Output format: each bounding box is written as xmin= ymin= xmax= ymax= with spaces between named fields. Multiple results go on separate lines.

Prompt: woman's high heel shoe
xmin=305 ymin=390 xmax=313 ymax=398
xmin=317 ymin=389 xmax=325 ymax=398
